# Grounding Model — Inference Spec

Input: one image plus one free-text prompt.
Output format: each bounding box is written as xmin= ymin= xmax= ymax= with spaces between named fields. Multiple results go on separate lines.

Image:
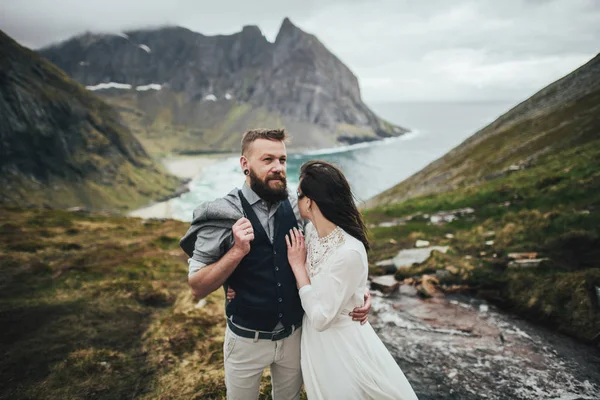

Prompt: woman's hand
xmin=286 ymin=228 xmax=310 ymax=289
xmin=285 ymin=227 xmax=306 ymax=270
xmin=226 ymin=287 xmax=236 ymax=302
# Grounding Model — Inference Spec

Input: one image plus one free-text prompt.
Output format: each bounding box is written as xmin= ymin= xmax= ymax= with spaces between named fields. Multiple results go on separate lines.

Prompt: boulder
xmin=416 ymin=275 xmax=441 ymax=298
xmin=445 ymin=265 xmax=460 ymax=275
xmin=375 ymin=259 xmax=396 ymax=274
xmin=430 ymin=214 xmax=457 ymax=224
xmin=429 ymin=207 xmax=475 ymax=224
xmin=507 ymin=252 xmax=538 ymax=260
xmin=415 ymin=240 xmax=430 ymax=248
xmin=393 ymin=246 xmax=450 ymax=269
xmin=442 ymin=284 xmax=470 ymax=294
xmin=435 ymin=270 xmax=451 ymax=280
xmin=375 ymin=259 xmax=395 ymax=267
xmin=370 ymin=275 xmax=400 ymax=294
xmin=507 ymin=258 xmax=550 ymax=269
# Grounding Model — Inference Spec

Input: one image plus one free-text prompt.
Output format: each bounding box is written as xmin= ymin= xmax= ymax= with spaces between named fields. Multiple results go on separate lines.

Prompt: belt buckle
xmin=271 ymin=327 xmax=288 ymax=341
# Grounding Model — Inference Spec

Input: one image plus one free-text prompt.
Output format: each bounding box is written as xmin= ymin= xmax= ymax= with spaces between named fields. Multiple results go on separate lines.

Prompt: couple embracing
xmin=180 ymin=129 xmax=418 ymax=399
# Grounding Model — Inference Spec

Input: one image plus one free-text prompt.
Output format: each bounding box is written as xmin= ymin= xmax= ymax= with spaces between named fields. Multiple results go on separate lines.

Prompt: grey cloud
xmin=0 ymin=0 xmax=597 ymax=102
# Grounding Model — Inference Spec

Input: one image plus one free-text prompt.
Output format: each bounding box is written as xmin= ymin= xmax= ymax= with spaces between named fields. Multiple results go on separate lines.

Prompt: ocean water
xmin=170 ymin=101 xmax=516 ymax=221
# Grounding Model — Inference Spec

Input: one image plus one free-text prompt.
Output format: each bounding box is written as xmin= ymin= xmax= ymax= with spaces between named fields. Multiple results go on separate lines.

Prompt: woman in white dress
xmin=286 ymin=160 xmax=418 ymax=400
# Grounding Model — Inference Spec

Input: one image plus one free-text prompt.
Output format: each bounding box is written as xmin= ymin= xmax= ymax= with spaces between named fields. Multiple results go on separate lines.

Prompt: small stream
xmin=369 ymin=285 xmax=600 ymax=400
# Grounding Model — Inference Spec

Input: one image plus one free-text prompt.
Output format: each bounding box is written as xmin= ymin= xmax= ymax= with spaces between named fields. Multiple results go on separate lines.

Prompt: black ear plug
xmin=244 ymin=170 xmax=249 ymax=175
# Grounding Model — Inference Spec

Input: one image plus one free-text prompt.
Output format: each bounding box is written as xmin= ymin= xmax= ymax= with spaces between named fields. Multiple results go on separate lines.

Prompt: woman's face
xmin=296 ymin=184 xmax=310 ymax=220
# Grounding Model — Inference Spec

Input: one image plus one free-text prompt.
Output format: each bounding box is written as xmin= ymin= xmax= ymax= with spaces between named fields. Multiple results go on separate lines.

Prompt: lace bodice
xmin=306 ymin=224 xmax=345 ymax=277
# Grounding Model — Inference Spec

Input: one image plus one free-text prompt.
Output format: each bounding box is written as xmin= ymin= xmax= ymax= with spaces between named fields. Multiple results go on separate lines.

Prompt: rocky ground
xmin=370 ymin=285 xmax=600 ymax=400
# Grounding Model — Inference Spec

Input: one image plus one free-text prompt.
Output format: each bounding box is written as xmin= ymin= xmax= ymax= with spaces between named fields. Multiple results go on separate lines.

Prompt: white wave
xmin=225 ymin=93 xmax=233 ymax=100
xmin=116 ymin=33 xmax=129 ymax=40
xmin=136 ymin=84 xmax=162 ymax=91
xmin=171 ymin=156 xmax=240 ymax=221
xmin=138 ymin=44 xmax=151 ymax=53
xmin=86 ymin=82 xmax=132 ymax=91
xmin=397 ymin=130 xmax=422 ymax=141
xmin=296 ymin=130 xmax=420 ymax=157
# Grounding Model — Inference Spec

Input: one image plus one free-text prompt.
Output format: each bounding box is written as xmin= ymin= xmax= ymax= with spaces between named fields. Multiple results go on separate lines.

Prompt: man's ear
xmin=240 ymin=156 xmax=249 ymax=175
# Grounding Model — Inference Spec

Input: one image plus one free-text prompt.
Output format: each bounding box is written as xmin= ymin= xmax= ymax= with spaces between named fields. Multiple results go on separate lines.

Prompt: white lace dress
xmin=299 ymin=223 xmax=418 ymax=400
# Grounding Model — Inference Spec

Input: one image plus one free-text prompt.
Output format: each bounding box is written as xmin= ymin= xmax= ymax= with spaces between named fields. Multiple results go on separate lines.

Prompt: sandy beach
xmin=128 ymin=154 xmax=232 ymax=219
xmin=160 ymin=154 xmax=231 ymax=179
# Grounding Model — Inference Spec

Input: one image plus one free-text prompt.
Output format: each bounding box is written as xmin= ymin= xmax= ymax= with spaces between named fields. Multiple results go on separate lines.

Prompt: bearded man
xmin=180 ymin=129 xmax=371 ymax=400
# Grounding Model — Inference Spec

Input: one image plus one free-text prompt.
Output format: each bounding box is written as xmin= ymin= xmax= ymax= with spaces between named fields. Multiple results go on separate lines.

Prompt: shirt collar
xmin=241 ymin=182 xmax=284 ymax=213
xmin=241 ymin=182 xmax=262 ymax=206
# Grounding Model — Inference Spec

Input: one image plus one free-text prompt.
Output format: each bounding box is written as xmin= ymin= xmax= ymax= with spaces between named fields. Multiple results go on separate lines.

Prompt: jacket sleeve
xmin=298 ymin=248 xmax=365 ymax=332
xmin=191 ymin=224 xmax=234 ymax=266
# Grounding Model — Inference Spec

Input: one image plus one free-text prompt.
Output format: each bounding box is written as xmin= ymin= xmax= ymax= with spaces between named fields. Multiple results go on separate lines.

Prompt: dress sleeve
xmin=298 ymin=248 xmax=365 ymax=332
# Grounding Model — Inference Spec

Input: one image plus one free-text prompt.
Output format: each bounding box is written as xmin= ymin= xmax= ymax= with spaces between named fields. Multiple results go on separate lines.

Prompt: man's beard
xmin=249 ymin=169 xmax=289 ymax=203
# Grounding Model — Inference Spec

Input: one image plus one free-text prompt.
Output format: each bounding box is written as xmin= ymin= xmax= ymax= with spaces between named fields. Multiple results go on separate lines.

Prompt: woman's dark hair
xmin=299 ymin=160 xmax=370 ymax=251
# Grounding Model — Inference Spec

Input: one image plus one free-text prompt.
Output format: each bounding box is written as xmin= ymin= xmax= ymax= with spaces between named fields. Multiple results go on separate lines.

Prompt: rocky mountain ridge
xmin=38 ymin=18 xmax=405 ymax=154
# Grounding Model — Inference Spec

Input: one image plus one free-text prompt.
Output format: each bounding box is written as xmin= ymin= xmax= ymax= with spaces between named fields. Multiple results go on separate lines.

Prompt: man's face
xmin=244 ymin=139 xmax=288 ymax=203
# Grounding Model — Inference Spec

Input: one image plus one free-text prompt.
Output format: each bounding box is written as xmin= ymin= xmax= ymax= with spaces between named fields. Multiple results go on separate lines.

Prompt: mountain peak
xmin=281 ymin=17 xmax=294 ymax=28
xmin=241 ymin=25 xmax=262 ymax=36
xmin=275 ymin=17 xmax=303 ymax=43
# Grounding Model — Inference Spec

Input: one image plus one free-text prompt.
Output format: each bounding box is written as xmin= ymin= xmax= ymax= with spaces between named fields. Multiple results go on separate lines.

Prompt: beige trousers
xmin=223 ymin=325 xmax=303 ymax=400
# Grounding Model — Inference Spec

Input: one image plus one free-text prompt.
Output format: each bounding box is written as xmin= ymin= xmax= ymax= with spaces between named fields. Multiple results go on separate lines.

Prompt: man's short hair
xmin=241 ymin=129 xmax=287 ymax=155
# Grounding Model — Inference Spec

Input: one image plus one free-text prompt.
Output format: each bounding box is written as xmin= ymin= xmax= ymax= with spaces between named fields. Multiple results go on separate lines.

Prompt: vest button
xmin=278 ymin=298 xmax=283 ymax=303
xmin=277 ymin=282 xmax=281 ymax=287
xmin=275 ymin=266 xmax=279 ymax=271
xmin=274 ymin=250 xmax=277 ymax=255
xmin=279 ymin=313 xmax=283 ymax=318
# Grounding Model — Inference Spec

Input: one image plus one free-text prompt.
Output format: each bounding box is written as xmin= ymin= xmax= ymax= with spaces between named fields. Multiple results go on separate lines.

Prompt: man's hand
xmin=232 ymin=217 xmax=254 ymax=257
xmin=350 ymin=289 xmax=372 ymax=325
xmin=187 ymin=219 xmax=252 ymax=300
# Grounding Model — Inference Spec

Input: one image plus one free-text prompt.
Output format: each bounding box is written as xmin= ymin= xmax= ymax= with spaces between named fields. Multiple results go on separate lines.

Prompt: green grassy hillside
xmin=368 ymin=54 xmax=600 ymax=207
xmin=0 ymin=208 xmax=219 ymax=398
xmin=364 ymin=69 xmax=600 ymax=342
xmin=0 ymin=30 xmax=183 ymax=212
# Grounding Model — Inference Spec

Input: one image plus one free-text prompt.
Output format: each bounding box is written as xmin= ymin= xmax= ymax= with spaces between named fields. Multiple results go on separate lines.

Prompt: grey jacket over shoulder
xmin=179 ymin=189 xmax=244 ymax=258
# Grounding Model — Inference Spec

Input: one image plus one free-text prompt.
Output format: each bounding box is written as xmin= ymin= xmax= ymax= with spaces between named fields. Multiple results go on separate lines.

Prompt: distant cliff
xmin=0 ymin=29 xmax=182 ymax=211
xmin=38 ymin=18 xmax=406 ymax=155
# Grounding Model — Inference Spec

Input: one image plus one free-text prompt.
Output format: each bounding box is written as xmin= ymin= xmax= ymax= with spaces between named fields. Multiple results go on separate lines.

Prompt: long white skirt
xmin=301 ymin=318 xmax=419 ymax=400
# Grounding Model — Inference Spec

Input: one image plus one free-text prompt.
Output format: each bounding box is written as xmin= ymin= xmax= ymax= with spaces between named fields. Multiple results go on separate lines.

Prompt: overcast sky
xmin=1 ymin=0 xmax=598 ymax=102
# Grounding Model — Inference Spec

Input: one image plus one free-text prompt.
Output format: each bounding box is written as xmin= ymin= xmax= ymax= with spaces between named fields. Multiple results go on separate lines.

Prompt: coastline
xmin=128 ymin=154 xmax=232 ymax=220
xmin=127 ymin=132 xmax=417 ymax=220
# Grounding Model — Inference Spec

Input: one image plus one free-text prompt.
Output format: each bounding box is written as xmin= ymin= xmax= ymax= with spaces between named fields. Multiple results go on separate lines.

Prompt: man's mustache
xmin=267 ymin=173 xmax=286 ymax=181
